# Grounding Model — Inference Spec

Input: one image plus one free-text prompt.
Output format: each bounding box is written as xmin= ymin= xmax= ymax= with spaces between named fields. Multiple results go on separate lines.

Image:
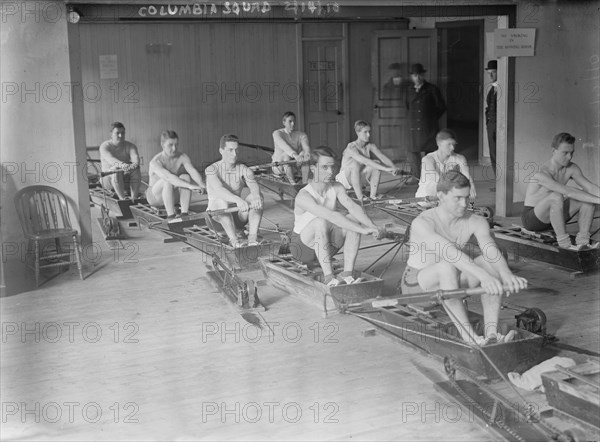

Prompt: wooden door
xmin=371 ymin=30 xmax=438 ymax=162
xmin=303 ymin=40 xmax=346 ymax=153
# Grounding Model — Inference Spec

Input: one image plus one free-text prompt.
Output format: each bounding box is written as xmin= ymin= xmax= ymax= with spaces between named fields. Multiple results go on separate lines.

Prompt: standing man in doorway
xmin=485 ymin=60 xmax=498 ymax=184
xmin=406 ymin=63 xmax=446 ymax=185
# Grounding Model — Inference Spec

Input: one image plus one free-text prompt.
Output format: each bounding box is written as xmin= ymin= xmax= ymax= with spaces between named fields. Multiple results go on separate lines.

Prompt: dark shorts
xmin=399 ymin=265 xmax=423 ymax=295
xmin=521 ymin=202 xmax=570 ymax=232
xmin=289 ymin=231 xmax=317 ymax=265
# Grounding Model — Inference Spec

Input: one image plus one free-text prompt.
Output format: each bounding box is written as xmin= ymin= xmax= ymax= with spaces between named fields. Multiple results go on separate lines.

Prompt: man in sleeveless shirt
xmin=205 ymin=134 xmax=264 ymax=248
xmin=292 ymin=146 xmax=384 ymax=286
xmin=272 ymin=111 xmax=311 ymax=184
xmin=335 ymin=120 xmax=400 ymax=202
xmin=400 ymin=170 xmax=527 ymax=345
xmin=521 ymin=132 xmax=599 ymax=249
xmin=146 ymin=130 xmax=205 ymax=220
xmin=416 ymin=129 xmax=476 ymax=202
xmin=99 ymin=122 xmax=142 ymax=200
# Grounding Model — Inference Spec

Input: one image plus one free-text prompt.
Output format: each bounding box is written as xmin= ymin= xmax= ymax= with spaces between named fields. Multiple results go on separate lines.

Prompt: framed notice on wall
xmin=99 ymin=55 xmax=118 ymax=79
xmin=494 ymin=29 xmax=536 ymax=57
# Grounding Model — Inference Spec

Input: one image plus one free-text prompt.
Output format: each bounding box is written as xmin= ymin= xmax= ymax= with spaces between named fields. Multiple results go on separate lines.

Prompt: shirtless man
xmin=272 ymin=111 xmax=311 ymax=184
xmin=293 ymin=146 xmax=384 ymax=286
xmin=205 ymin=134 xmax=263 ymax=248
xmin=336 ymin=120 xmax=400 ymax=202
xmin=416 ymin=129 xmax=476 ymax=201
xmin=521 ymin=132 xmax=600 ymax=249
xmin=400 ymin=170 xmax=527 ymax=345
xmin=99 ymin=122 xmax=142 ymax=200
xmin=145 ymin=130 xmax=205 ymax=219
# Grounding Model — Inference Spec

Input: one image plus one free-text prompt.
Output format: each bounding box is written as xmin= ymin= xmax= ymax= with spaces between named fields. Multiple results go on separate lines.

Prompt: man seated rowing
xmin=146 ymin=130 xmax=206 ymax=219
xmin=336 ymin=120 xmax=400 ymax=203
xmin=99 ymin=122 xmax=142 ymax=200
xmin=292 ymin=146 xmax=384 ymax=287
xmin=400 ymin=170 xmax=527 ymax=345
xmin=272 ymin=111 xmax=311 ymax=184
xmin=416 ymin=129 xmax=476 ymax=204
xmin=205 ymin=134 xmax=264 ymax=248
xmin=521 ymin=132 xmax=600 ymax=249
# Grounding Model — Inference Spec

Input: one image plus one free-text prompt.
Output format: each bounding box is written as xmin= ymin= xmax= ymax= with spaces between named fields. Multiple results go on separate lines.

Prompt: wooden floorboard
xmin=2 ymin=174 xmax=599 ymax=441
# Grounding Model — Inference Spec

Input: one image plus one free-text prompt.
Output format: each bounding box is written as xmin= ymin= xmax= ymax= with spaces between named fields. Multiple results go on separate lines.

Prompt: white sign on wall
xmin=99 ymin=54 xmax=118 ymax=79
xmin=494 ymin=29 xmax=536 ymax=57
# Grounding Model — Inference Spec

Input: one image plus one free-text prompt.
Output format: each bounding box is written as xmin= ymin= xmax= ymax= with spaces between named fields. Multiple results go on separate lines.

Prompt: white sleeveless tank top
xmin=293 ymin=184 xmax=337 ymax=234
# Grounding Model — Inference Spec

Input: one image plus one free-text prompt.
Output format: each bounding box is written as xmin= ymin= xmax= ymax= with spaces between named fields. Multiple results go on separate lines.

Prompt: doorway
xmin=437 ymin=21 xmax=484 ymax=164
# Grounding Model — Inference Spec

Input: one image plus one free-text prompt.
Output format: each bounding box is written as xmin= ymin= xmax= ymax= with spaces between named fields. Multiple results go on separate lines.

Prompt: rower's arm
xmin=241 ymin=165 xmax=262 ymax=198
xmin=457 ymin=155 xmax=476 ymax=199
xmin=411 ymin=217 xmax=491 ymax=282
xmin=336 ymin=186 xmax=378 ymax=229
xmin=419 ymin=155 xmax=440 ymax=196
xmin=273 ymin=130 xmax=298 ymax=157
xmin=127 ymin=143 xmax=140 ymax=167
xmin=369 ymin=144 xmax=396 ymax=169
xmin=534 ymin=170 xmax=600 ymax=204
xmin=150 ymin=158 xmax=195 ymax=189
xmin=296 ymin=186 xmax=372 ymax=235
xmin=99 ymin=142 xmax=122 ymax=169
xmin=473 ymin=217 xmax=528 ymax=293
xmin=299 ymin=132 xmax=311 ymax=157
xmin=181 ymin=155 xmax=205 ymax=188
xmin=346 ymin=145 xmax=389 ymax=171
xmin=205 ymin=165 xmax=244 ymax=204
xmin=570 ymin=164 xmax=600 ymax=199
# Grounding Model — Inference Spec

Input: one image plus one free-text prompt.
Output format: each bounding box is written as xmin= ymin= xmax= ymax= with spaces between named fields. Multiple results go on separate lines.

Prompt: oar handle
xmin=205 ymin=206 xmax=240 ymax=216
xmin=99 ymin=170 xmax=123 ymax=177
xmin=239 ymin=142 xmax=274 ymax=153
xmin=347 ymin=285 xmax=517 ymax=310
xmin=249 ymin=160 xmax=302 ymax=171
xmin=375 ymin=196 xmax=437 ymax=205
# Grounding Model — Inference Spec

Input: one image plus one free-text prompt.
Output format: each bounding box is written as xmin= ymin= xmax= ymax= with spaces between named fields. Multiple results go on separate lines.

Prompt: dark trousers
xmin=486 ymin=121 xmax=497 ymax=178
xmin=407 ymin=152 xmax=422 ymax=179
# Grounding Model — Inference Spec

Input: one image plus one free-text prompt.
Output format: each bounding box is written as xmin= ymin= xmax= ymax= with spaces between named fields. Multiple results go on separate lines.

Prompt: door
xmin=303 ymin=39 xmax=346 ymax=153
xmin=371 ymin=30 xmax=438 ymax=162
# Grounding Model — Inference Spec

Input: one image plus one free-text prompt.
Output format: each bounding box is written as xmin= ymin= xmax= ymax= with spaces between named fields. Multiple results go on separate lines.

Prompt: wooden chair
xmin=14 ymin=185 xmax=85 ymax=287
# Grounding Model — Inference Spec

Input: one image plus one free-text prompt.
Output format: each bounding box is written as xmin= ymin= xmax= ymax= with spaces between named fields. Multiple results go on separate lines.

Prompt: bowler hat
xmin=409 ymin=63 xmax=427 ymax=75
xmin=485 ymin=60 xmax=498 ymax=70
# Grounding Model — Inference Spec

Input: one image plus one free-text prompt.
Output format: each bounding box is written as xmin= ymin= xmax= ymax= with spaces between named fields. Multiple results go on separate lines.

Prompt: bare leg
xmin=576 ymin=202 xmax=597 ymax=245
xmin=364 ymin=167 xmax=381 ymax=199
xmin=128 ymin=168 xmax=142 ymax=200
xmin=178 ymin=174 xmax=191 ymax=214
xmin=301 ymin=218 xmax=336 ymax=277
xmin=418 ymin=262 xmax=478 ymax=343
xmin=534 ymin=192 xmax=571 ymax=247
xmin=112 ymin=173 xmax=127 ymax=200
xmin=210 ymin=199 xmax=239 ymax=245
xmin=239 ymin=194 xmax=263 ymax=243
xmin=347 ymin=166 xmax=364 ymax=200
xmin=160 ymin=182 xmax=177 ymax=216
xmin=471 ymin=256 xmax=503 ymax=339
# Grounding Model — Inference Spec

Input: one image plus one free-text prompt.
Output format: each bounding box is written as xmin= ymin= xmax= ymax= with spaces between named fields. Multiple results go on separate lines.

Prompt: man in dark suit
xmin=485 ymin=60 xmax=498 ymax=178
xmin=406 ymin=63 xmax=446 ymax=183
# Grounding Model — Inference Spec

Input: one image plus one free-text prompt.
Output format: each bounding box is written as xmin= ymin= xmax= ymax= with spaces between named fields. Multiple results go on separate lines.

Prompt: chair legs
xmin=34 ymin=239 xmax=40 ymax=288
xmin=72 ymin=234 xmax=85 ymax=280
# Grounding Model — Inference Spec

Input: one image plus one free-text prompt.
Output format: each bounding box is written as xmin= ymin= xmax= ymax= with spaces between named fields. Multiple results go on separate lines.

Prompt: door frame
xmin=298 ymin=23 xmax=349 ymax=150
xmin=436 ymin=19 xmax=485 ymax=164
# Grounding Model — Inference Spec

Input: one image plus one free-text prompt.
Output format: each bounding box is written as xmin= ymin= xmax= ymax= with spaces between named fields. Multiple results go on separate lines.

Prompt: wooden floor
xmin=1 ymin=169 xmax=599 ymax=441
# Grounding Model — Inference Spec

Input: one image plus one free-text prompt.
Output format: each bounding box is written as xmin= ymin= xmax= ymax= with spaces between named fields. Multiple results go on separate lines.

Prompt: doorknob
xmin=373 ymin=104 xmax=379 ymax=109
xmin=337 ymin=111 xmax=343 ymax=115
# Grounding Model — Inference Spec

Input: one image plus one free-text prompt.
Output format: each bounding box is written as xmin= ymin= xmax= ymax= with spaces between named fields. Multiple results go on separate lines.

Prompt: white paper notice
xmin=494 ymin=29 xmax=536 ymax=57
xmin=99 ymin=55 xmax=118 ymax=79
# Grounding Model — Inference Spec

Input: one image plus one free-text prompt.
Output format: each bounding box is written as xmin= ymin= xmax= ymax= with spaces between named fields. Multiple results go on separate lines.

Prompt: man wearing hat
xmin=406 ymin=63 xmax=446 ymax=184
xmin=485 ymin=60 xmax=498 ymax=178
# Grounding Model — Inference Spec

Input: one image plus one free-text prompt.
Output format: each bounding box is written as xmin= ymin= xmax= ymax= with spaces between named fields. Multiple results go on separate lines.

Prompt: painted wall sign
xmin=99 ymin=55 xmax=118 ymax=79
xmin=494 ymin=28 xmax=536 ymax=57
xmin=137 ymin=2 xmax=340 ymax=18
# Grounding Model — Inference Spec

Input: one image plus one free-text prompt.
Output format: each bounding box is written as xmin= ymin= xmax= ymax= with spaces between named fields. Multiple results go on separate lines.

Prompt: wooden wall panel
xmin=79 ymin=23 xmax=300 ymax=172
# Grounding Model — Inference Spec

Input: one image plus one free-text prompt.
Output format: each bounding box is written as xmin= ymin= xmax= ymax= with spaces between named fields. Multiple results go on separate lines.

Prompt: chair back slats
xmin=14 ymin=186 xmax=74 ymax=235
